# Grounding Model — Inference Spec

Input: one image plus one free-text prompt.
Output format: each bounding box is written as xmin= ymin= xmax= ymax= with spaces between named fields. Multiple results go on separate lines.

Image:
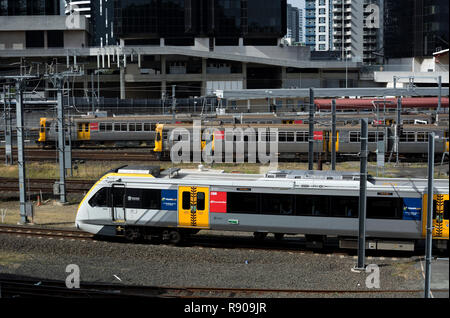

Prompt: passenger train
xmin=37 ymin=113 xmax=442 ymax=147
xmin=37 ymin=97 xmax=448 ymax=149
xmin=153 ymin=123 xmax=449 ymax=161
xmin=75 ymin=166 xmax=449 ymax=251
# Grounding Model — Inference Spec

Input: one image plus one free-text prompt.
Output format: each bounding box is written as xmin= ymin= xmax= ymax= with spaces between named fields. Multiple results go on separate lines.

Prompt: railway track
xmin=0 ymin=275 xmax=447 ymax=298
xmin=0 ymin=177 xmax=94 ymax=193
xmin=0 ymin=148 xmax=158 ymax=162
xmin=0 ymin=225 xmax=448 ymax=298
xmin=0 ymin=225 xmax=93 ymax=240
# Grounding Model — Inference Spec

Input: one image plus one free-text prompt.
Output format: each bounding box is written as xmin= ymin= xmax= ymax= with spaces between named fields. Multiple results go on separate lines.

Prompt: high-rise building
xmin=0 ymin=0 xmax=60 ymax=15
xmin=305 ymin=0 xmax=332 ymax=51
xmin=113 ymin=0 xmax=287 ymax=46
xmin=298 ymin=8 xmax=304 ymax=43
xmin=384 ymin=0 xmax=449 ymax=58
xmin=332 ymin=0 xmax=383 ymax=64
xmin=287 ymin=4 xmax=301 ymax=43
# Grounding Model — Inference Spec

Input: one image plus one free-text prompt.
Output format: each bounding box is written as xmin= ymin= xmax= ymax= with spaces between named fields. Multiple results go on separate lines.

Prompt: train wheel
xmin=253 ymin=232 xmax=267 ymax=241
xmin=168 ymin=230 xmax=183 ymax=245
xmin=125 ymin=228 xmax=142 ymax=242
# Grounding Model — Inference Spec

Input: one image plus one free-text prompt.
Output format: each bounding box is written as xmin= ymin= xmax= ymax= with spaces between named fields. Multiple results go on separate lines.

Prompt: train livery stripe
xmin=402 ymin=198 xmax=422 ymax=221
xmin=161 ymin=190 xmax=177 ymax=211
xmin=210 ymin=191 xmax=227 ymax=213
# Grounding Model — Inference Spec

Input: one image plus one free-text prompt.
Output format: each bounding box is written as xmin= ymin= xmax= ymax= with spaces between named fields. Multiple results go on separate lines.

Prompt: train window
xmin=106 ymin=123 xmax=112 ymax=131
xmin=227 ymin=192 xmax=259 ymax=214
xmin=400 ymin=132 xmax=415 ymax=142
xmin=77 ymin=124 xmax=82 ymax=132
xmin=225 ymin=132 xmax=233 ymax=142
xmin=100 ymin=123 xmax=106 ymax=132
xmin=114 ymin=123 xmax=120 ymax=131
xmin=88 ymin=187 xmax=109 ymax=207
xmin=267 ymin=132 xmax=277 ymax=142
xmin=330 ymin=196 xmax=358 ymax=217
xmin=144 ymin=123 xmax=151 ymax=131
xmin=121 ymin=123 xmax=128 ymax=131
xmin=243 ymin=133 xmax=256 ymax=142
xmin=197 ymin=192 xmax=205 ymax=211
xmin=125 ymin=188 xmax=141 ymax=209
xmin=261 ymin=194 xmax=293 ymax=215
xmin=182 ymin=192 xmax=190 ymax=210
xmin=141 ymin=189 xmax=161 ymax=209
xmin=136 ymin=123 xmax=142 ymax=131
xmin=350 ymin=132 xmax=360 ymax=143
xmin=279 ymin=132 xmax=287 ymax=142
xmin=416 ymin=132 xmax=428 ymax=142
xmin=111 ymin=187 xmax=125 ymax=208
xmin=259 ymin=131 xmax=268 ymax=142
xmin=286 ymin=132 xmax=295 ymax=142
xmin=129 ymin=123 xmax=136 ymax=132
xmin=367 ymin=197 xmax=403 ymax=219
xmin=368 ymin=132 xmax=378 ymax=142
xmin=84 ymin=124 xmax=89 ymax=132
xmin=445 ymin=200 xmax=449 ymax=220
xmin=296 ymin=195 xmax=330 ymax=216
xmin=296 ymin=132 xmax=307 ymax=142
xmin=259 ymin=131 xmax=275 ymax=143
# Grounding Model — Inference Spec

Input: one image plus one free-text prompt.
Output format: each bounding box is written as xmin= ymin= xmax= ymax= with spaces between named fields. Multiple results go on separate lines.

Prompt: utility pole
xmin=172 ymin=85 xmax=176 ymax=124
xmin=356 ymin=118 xmax=368 ymax=270
xmin=331 ymin=99 xmax=337 ymax=171
xmin=436 ymin=75 xmax=442 ymax=124
xmin=56 ymin=77 xmax=67 ymax=204
xmin=15 ymin=79 xmax=29 ymax=224
xmin=3 ymin=84 xmax=13 ymax=165
xmin=424 ymin=132 xmax=435 ymax=298
xmin=396 ymin=97 xmax=402 ymax=165
xmin=308 ymin=88 xmax=315 ymax=170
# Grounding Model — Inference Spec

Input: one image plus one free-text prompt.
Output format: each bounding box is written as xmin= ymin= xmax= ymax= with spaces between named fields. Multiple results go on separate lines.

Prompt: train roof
xmin=157 ymin=123 xmax=448 ymax=130
xmin=314 ymin=97 xmax=449 ymax=109
xmin=99 ymin=166 xmax=449 ymax=195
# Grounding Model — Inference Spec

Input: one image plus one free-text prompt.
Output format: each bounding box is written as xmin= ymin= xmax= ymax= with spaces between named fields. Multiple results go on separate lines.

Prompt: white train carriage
xmin=75 ymin=166 xmax=449 ymax=250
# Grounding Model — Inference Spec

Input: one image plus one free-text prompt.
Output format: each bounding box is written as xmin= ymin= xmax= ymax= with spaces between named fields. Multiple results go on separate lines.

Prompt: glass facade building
xmin=0 ymin=0 xmax=60 ymax=15
xmin=384 ymin=0 xmax=449 ymax=58
xmin=113 ymin=0 xmax=287 ymax=45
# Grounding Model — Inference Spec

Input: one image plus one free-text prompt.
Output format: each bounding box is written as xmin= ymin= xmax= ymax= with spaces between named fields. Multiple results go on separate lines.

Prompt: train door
xmin=77 ymin=122 xmax=90 ymax=140
xmin=422 ymin=194 xmax=449 ymax=239
xmin=178 ymin=186 xmax=209 ymax=229
xmin=111 ymin=184 xmax=126 ymax=222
